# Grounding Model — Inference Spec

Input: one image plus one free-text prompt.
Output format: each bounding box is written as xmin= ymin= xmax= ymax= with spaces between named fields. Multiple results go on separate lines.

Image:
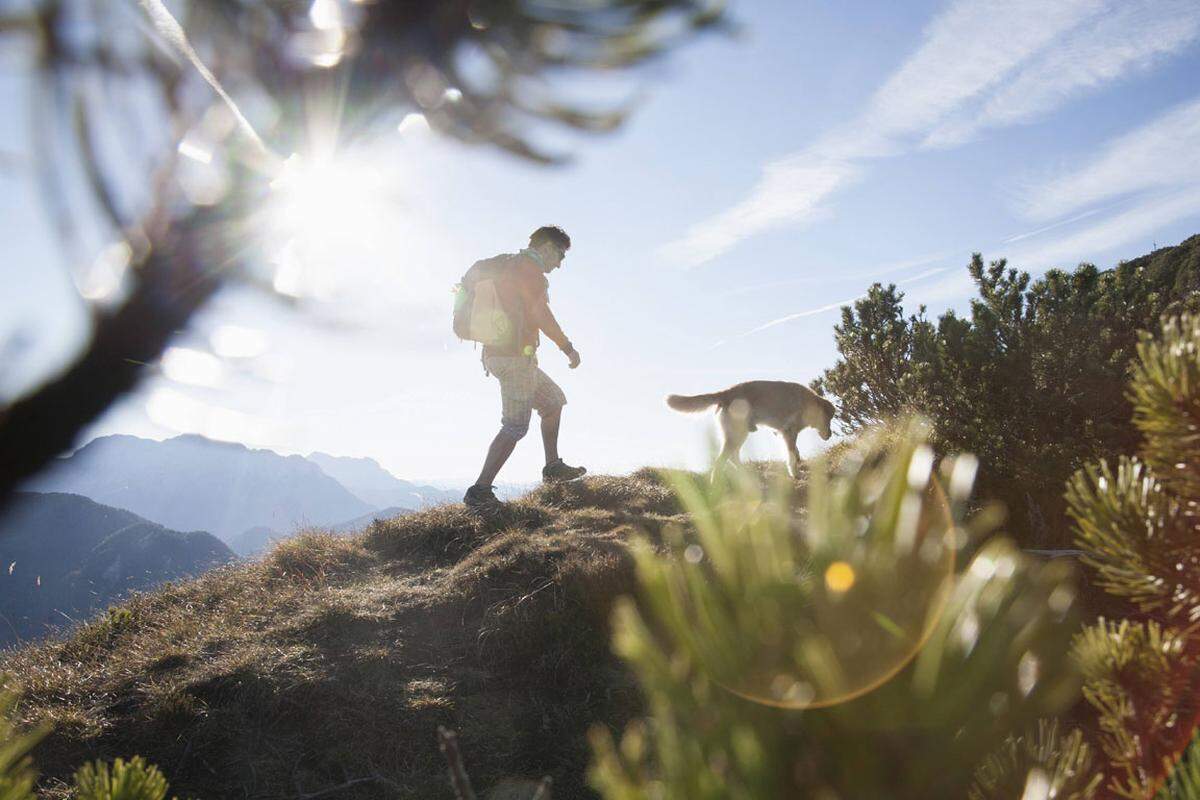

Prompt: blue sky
xmin=4 ymin=0 xmax=1200 ymax=485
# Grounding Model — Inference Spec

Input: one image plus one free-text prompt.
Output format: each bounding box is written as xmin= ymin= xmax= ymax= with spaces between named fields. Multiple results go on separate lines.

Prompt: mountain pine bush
xmin=815 ymin=235 xmax=1200 ymax=548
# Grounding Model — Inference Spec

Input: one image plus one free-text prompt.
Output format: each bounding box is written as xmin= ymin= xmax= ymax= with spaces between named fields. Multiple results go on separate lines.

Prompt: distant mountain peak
xmin=170 ymin=432 xmax=250 ymax=449
xmin=305 ymin=452 xmax=460 ymax=510
xmin=308 ymin=451 xmax=383 ymax=467
xmin=28 ymin=436 xmax=375 ymax=543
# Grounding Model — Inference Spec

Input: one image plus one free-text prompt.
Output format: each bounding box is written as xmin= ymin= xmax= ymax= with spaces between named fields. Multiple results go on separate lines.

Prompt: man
xmin=464 ymin=226 xmax=586 ymax=512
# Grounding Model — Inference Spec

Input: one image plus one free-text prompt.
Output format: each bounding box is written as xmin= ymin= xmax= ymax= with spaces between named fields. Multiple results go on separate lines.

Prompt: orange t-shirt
xmin=484 ymin=254 xmax=571 ymax=357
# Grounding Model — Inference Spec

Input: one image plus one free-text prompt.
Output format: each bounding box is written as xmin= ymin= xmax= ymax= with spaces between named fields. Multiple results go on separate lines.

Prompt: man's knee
xmin=538 ymin=402 xmax=563 ymax=421
xmin=499 ymin=417 xmax=531 ymax=441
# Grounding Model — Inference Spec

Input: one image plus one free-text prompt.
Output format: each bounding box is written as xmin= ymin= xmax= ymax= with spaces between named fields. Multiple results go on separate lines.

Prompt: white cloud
xmin=660 ymin=0 xmax=1198 ymax=268
xmin=1023 ymin=94 xmax=1200 ymax=220
xmin=925 ymin=0 xmax=1200 ymax=148
xmin=657 ymin=154 xmax=858 ymax=267
xmin=865 ymin=0 xmax=1102 ymax=139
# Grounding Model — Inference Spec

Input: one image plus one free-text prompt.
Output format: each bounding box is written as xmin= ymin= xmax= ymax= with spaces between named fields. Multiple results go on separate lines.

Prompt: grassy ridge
xmin=2 ymin=470 xmax=691 ymax=799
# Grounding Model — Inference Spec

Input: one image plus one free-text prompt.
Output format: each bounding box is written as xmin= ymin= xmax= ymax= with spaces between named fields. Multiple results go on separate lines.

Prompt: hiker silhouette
xmin=459 ymin=226 xmax=586 ymax=512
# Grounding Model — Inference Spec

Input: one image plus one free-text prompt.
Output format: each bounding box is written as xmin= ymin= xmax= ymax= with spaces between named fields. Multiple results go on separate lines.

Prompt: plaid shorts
xmin=484 ymin=354 xmax=567 ymax=439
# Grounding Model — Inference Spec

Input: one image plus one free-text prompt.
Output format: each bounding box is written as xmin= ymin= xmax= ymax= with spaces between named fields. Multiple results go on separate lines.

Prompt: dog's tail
xmin=666 ymin=391 xmax=727 ymax=413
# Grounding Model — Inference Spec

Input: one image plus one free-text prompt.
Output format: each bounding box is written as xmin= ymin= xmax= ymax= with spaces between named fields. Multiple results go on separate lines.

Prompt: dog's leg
xmin=784 ymin=428 xmax=802 ymax=479
xmin=713 ymin=405 xmax=749 ymax=481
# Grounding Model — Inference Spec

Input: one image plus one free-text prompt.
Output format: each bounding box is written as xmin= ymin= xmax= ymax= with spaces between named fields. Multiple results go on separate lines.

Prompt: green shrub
xmin=72 ymin=757 xmax=174 ymax=800
xmin=815 ymin=236 xmax=1200 ymax=547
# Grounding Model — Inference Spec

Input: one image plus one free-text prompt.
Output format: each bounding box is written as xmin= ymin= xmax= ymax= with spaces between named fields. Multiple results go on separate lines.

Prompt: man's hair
xmin=530 ymin=225 xmax=571 ymax=252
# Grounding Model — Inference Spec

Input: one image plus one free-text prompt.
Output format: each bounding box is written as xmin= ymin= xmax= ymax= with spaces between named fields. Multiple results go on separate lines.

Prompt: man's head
xmin=529 ymin=225 xmax=571 ymax=272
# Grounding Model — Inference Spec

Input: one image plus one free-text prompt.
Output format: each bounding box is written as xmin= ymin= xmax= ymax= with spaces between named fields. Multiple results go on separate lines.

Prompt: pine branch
xmin=1157 ymin=728 xmax=1200 ymax=800
xmin=1067 ymin=458 xmax=1200 ymax=621
xmin=1131 ymin=315 xmax=1200 ymax=499
xmin=0 ymin=677 xmax=46 ymax=800
xmin=968 ymin=719 xmax=1102 ymax=800
xmin=1074 ymin=619 xmax=1198 ymax=798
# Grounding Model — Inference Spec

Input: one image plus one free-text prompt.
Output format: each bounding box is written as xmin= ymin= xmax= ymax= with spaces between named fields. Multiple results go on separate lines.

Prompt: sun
xmin=255 ymin=129 xmax=452 ymax=321
xmin=265 ymin=152 xmax=400 ymax=299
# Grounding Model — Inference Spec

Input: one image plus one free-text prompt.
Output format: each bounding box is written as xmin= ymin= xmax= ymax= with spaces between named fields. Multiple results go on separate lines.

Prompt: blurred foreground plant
xmin=1066 ymin=314 xmax=1200 ymax=799
xmin=590 ymin=422 xmax=1087 ymax=798
xmin=73 ymin=757 xmax=174 ymax=800
xmin=0 ymin=677 xmax=42 ymax=800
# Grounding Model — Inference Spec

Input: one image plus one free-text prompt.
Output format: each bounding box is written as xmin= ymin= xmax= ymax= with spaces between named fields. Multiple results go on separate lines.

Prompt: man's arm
xmin=516 ymin=261 xmax=577 ymax=360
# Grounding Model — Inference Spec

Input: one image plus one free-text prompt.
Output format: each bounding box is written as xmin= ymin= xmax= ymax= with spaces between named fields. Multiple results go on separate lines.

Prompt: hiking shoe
xmin=542 ymin=458 xmax=587 ymax=483
xmin=463 ymin=484 xmax=503 ymax=513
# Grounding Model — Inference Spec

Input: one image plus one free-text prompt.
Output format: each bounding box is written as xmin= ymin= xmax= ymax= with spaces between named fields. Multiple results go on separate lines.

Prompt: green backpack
xmin=452 ymin=254 xmax=522 ymax=347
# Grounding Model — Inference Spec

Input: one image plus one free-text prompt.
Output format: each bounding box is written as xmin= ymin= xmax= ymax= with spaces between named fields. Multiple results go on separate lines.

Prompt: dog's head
xmin=807 ymin=395 xmax=835 ymax=440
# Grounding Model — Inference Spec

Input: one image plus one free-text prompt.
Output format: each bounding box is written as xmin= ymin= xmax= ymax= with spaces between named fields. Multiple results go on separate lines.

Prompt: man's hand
xmin=566 ymin=348 xmax=581 ymax=369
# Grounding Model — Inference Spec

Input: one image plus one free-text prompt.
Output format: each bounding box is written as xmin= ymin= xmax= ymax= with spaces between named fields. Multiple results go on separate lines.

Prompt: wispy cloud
xmin=712 ymin=264 xmax=953 ymax=348
xmin=862 ymin=0 xmax=1103 ymax=139
xmin=658 ymin=156 xmax=858 ymax=267
xmin=1023 ymin=94 xmax=1200 ymax=221
xmin=659 ymin=0 xmax=1199 ymax=268
xmin=924 ymin=0 xmax=1200 ymax=148
xmin=1001 ymin=208 xmax=1105 ymax=244
xmin=707 ymin=297 xmax=862 ymax=351
xmin=1011 ymin=185 xmax=1200 ymax=268
xmin=721 ymin=250 xmax=953 ymax=296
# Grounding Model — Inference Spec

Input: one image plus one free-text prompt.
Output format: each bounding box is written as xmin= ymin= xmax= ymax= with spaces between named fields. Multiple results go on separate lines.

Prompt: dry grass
xmin=0 ymin=470 xmax=704 ymax=800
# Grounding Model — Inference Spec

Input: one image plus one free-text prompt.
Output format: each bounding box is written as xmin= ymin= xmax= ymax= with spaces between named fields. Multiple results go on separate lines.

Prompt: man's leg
xmin=475 ymin=430 xmax=520 ymax=488
xmin=467 ymin=356 xmax=534 ymax=507
xmin=532 ymin=365 xmax=585 ymax=482
xmin=540 ymin=405 xmax=561 ymax=465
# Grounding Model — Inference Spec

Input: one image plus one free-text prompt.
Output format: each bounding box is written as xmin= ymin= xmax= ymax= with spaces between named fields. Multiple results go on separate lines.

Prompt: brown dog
xmin=667 ymin=381 xmax=835 ymax=478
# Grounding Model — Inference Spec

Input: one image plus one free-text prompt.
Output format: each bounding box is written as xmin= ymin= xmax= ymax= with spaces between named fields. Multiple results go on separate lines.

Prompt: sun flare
xmin=266 ymin=152 xmax=400 ymax=299
xmin=269 ymin=154 xmax=394 ymax=239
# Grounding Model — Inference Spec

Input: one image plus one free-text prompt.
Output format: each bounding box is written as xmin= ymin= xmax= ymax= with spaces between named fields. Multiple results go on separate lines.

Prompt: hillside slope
xmin=1 ymin=471 xmax=688 ymax=799
xmin=0 ymin=492 xmax=235 ymax=647
xmin=228 ymin=506 xmax=412 ymax=558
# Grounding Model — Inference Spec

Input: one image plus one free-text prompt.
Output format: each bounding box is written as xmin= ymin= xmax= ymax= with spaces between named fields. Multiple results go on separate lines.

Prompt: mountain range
xmin=1 ymin=435 xmax=466 ymax=642
xmin=306 ymin=452 xmax=460 ymax=509
xmin=25 ymin=434 xmax=450 ymax=544
xmin=0 ymin=492 xmax=234 ymax=647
